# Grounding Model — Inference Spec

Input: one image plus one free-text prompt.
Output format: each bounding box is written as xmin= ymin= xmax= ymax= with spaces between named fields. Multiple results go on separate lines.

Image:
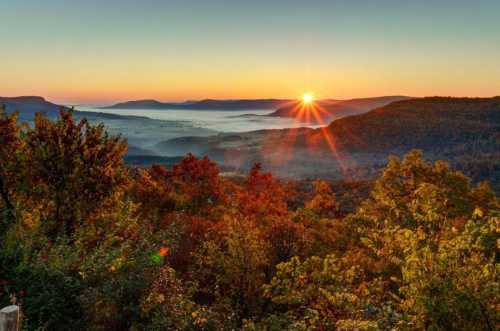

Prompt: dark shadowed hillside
xmin=307 ymin=97 xmax=500 ymax=152
xmin=0 ymin=96 xmax=68 ymax=120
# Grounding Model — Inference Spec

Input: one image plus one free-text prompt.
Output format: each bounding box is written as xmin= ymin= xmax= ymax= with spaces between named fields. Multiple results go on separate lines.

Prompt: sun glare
xmin=302 ymin=93 xmax=314 ymax=104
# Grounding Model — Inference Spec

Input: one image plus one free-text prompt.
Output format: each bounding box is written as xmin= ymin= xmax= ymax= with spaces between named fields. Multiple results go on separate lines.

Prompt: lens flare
xmin=158 ymin=247 xmax=169 ymax=257
xmin=151 ymin=246 xmax=170 ymax=264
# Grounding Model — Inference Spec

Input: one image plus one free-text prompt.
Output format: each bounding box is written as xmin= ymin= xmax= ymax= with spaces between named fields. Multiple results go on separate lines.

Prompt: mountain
xmin=0 ymin=96 xmax=127 ymax=121
xmin=103 ymin=99 xmax=293 ymax=110
xmin=155 ymin=97 xmax=500 ymax=187
xmin=0 ymin=96 xmax=69 ymax=120
xmin=269 ymin=96 xmax=412 ymax=123
xmin=306 ymin=96 xmax=500 ymax=153
xmin=103 ymin=99 xmax=168 ymax=109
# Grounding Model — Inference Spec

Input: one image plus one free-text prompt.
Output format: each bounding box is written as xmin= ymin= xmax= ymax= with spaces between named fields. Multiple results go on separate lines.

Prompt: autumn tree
xmin=20 ymin=110 xmax=128 ymax=237
xmin=0 ymin=106 xmax=22 ymax=222
xmin=263 ymin=150 xmax=499 ymax=330
xmin=305 ymin=180 xmax=340 ymax=218
xmin=234 ymin=163 xmax=292 ymax=221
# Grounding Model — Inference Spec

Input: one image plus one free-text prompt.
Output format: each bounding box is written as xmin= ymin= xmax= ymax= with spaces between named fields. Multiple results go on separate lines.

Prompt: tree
xmin=0 ymin=106 xmax=22 ymax=221
xmin=262 ymin=150 xmax=499 ymax=330
xmin=21 ymin=110 xmax=128 ymax=237
xmin=234 ymin=163 xmax=292 ymax=221
xmin=305 ymin=180 xmax=340 ymax=218
xmin=132 ymin=154 xmax=226 ymax=221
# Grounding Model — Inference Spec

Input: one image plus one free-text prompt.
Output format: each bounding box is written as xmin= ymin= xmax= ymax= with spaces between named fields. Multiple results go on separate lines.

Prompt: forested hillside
xmin=309 ymin=97 xmax=500 ymax=153
xmin=0 ymin=109 xmax=498 ymax=330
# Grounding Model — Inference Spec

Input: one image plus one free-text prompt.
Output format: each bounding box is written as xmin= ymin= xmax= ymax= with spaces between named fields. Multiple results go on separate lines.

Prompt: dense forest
xmin=0 ymin=108 xmax=498 ymax=330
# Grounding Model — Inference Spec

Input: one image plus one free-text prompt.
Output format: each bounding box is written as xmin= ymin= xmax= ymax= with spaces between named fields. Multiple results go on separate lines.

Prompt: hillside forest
xmin=0 ymin=108 xmax=498 ymax=330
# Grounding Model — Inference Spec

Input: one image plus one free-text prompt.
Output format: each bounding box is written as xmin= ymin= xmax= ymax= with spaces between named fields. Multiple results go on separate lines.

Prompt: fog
xmin=77 ymin=106 xmax=322 ymax=156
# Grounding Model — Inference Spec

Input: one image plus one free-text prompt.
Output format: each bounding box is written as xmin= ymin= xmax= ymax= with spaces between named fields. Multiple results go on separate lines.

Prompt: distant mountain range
xmin=102 ymin=97 xmax=411 ymax=119
xmin=103 ymin=99 xmax=294 ymax=110
xmin=269 ymin=96 xmax=412 ymax=122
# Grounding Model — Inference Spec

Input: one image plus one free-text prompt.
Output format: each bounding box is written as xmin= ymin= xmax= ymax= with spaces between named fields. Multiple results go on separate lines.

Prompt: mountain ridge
xmin=103 ymin=98 xmax=294 ymax=110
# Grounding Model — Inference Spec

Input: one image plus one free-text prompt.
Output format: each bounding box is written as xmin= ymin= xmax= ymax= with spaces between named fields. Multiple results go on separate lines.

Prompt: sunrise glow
xmin=302 ymin=93 xmax=314 ymax=104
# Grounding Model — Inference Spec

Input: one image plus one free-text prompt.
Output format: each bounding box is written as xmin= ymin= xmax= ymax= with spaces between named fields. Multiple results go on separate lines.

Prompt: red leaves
xmin=169 ymin=154 xmax=225 ymax=212
xmin=158 ymin=247 xmax=169 ymax=257
xmin=132 ymin=154 xmax=226 ymax=221
xmin=234 ymin=163 xmax=292 ymax=220
xmin=305 ymin=180 xmax=340 ymax=218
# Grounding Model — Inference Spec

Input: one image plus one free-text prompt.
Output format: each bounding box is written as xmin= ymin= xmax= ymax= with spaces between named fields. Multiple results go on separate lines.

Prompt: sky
xmin=1 ymin=0 xmax=500 ymax=104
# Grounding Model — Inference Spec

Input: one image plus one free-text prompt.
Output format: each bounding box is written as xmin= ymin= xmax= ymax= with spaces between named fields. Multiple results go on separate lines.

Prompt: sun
xmin=302 ymin=93 xmax=314 ymax=104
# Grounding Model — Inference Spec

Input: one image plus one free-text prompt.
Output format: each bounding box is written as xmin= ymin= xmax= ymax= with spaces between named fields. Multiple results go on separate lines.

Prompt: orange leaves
xmin=0 ymin=106 xmax=21 ymax=153
xmin=234 ymin=163 xmax=293 ymax=221
xmin=2 ymin=109 xmax=129 ymax=238
xmin=158 ymin=246 xmax=169 ymax=257
xmin=132 ymin=154 xmax=226 ymax=221
xmin=0 ymin=106 xmax=22 ymax=216
xmin=169 ymin=154 xmax=226 ymax=212
xmin=305 ymin=180 xmax=340 ymax=218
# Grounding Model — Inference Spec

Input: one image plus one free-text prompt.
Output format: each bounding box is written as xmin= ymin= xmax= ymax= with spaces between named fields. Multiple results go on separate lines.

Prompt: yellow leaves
xmin=473 ymin=207 xmax=484 ymax=218
xmin=360 ymin=237 xmax=374 ymax=248
xmin=19 ymin=209 xmax=40 ymax=230
xmin=336 ymin=319 xmax=379 ymax=331
xmin=190 ymin=308 xmax=210 ymax=327
xmin=305 ymin=180 xmax=340 ymax=218
xmin=156 ymin=294 xmax=165 ymax=304
xmin=390 ymin=276 xmax=401 ymax=284
xmin=345 ymin=267 xmax=357 ymax=283
xmin=108 ymin=256 xmax=125 ymax=273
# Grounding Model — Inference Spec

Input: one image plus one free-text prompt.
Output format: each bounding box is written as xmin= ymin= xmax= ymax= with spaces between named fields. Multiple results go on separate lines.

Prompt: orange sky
xmin=1 ymin=1 xmax=499 ymax=104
